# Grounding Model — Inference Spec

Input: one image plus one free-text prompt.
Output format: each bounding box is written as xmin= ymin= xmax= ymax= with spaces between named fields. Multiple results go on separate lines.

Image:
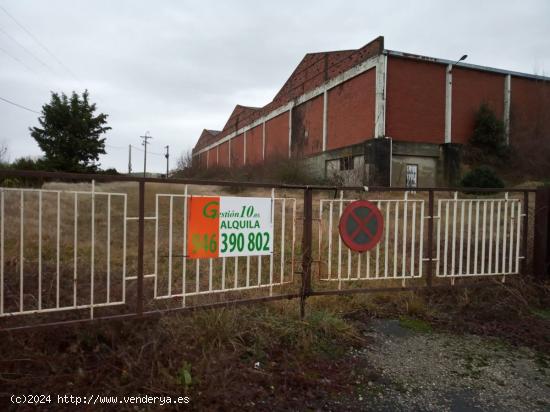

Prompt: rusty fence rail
xmin=0 ymin=169 xmax=547 ymax=332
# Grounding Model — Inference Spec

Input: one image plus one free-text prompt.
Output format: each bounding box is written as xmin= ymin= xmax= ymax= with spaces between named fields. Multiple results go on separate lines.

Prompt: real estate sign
xmin=187 ymin=196 xmax=273 ymax=259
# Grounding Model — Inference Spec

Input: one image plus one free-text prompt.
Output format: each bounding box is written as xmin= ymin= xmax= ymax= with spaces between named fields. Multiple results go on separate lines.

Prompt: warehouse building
xmin=191 ymin=36 xmax=550 ymax=187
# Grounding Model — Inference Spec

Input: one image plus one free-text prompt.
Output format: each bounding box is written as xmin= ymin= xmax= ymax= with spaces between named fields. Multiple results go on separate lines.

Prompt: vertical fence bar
xmin=269 ymin=189 xmax=274 ymax=295
xmin=90 ymin=180 xmax=95 ymax=319
xmin=291 ymin=199 xmax=296 ymax=280
xmin=56 ymin=192 xmax=60 ymax=308
xmin=508 ymin=202 xmax=515 ymax=274
xmin=515 ymin=202 xmax=522 ymax=274
xmin=137 ymin=180 xmax=145 ymax=316
xmin=481 ymin=201 xmax=487 ymax=275
xmin=451 ymin=193 xmax=457 ymax=276
xmin=521 ymin=191 xmax=529 ymax=275
xmin=459 ymin=200 xmax=465 ymax=275
xmin=502 ymin=197 xmax=508 ymax=275
xmin=182 ymin=185 xmax=188 ymax=307
xmin=122 ymin=194 xmax=127 ymax=303
xmin=168 ymin=196 xmax=173 ymax=296
xmin=418 ymin=200 xmax=424 ymax=278
xmin=426 ymin=190 xmax=434 ymax=287
xmin=443 ymin=200 xmax=449 ymax=276
xmin=384 ymin=201 xmax=390 ymax=278
xmin=328 ymin=201 xmax=333 ymax=278
xmin=474 ymin=201 xmax=480 ymax=276
xmin=488 ymin=202 xmax=494 ymax=275
xmin=106 ymin=194 xmax=111 ymax=303
xmin=393 ymin=201 xmax=399 ymax=277
xmin=154 ymin=195 xmax=159 ymax=298
xmin=0 ymin=189 xmax=3 ymax=315
xmin=410 ymin=202 xmax=416 ymax=277
xmin=337 ymin=191 xmax=343 ymax=289
xmin=20 ymin=191 xmax=24 ymax=312
xmin=435 ymin=197 xmax=441 ymax=277
xmin=73 ymin=193 xmax=78 ymax=307
xmin=300 ymin=187 xmax=313 ymax=319
xmin=402 ymin=194 xmax=408 ymax=279
xmin=281 ymin=198 xmax=286 ymax=283
xmin=38 ymin=190 xmax=42 ymax=310
xmin=495 ymin=202 xmax=501 ymax=274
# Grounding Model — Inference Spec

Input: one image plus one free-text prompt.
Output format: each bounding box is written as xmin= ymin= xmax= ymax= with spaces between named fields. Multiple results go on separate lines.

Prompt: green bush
xmin=470 ymin=103 xmax=507 ymax=154
xmin=460 ymin=166 xmax=504 ymax=190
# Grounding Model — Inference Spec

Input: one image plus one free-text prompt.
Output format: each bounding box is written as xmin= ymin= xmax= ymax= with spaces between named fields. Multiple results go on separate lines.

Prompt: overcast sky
xmin=1 ymin=0 xmax=549 ymax=173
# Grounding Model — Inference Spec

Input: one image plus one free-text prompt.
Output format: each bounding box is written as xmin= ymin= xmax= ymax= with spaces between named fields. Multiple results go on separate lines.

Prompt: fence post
xmin=426 ymin=190 xmax=434 ymax=287
xmin=137 ymin=180 xmax=145 ymax=315
xmin=522 ymin=191 xmax=529 ymax=275
xmin=300 ymin=187 xmax=313 ymax=319
xmin=533 ymin=187 xmax=550 ymax=280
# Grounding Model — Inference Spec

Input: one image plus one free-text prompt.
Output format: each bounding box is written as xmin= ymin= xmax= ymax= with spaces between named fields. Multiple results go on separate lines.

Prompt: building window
xmin=339 ymin=156 xmax=354 ymax=171
xmin=406 ymin=164 xmax=418 ymax=188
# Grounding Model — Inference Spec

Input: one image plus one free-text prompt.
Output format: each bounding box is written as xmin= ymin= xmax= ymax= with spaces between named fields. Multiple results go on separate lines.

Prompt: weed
xmin=398 ymin=316 xmax=432 ymax=333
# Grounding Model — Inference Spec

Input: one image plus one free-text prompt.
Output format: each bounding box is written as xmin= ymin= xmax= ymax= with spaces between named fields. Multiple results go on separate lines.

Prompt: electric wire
xmin=0 ymin=5 xmax=78 ymax=81
xmin=0 ymin=95 xmax=39 ymax=113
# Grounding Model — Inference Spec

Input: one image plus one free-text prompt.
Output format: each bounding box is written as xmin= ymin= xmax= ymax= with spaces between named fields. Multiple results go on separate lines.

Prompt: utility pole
xmin=140 ymin=131 xmax=152 ymax=177
xmin=164 ymin=145 xmax=169 ymax=178
xmin=128 ymin=144 xmax=132 ymax=174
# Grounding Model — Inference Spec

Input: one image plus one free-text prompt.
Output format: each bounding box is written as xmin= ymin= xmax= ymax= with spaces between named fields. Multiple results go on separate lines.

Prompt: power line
xmin=0 ymin=25 xmax=56 ymax=74
xmin=0 ymin=45 xmax=38 ymax=74
xmin=0 ymin=5 xmax=78 ymax=81
xmin=0 ymin=96 xmax=39 ymax=113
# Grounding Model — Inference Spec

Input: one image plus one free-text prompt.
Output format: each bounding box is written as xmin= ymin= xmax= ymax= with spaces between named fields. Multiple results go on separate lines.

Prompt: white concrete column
xmin=374 ymin=54 xmax=387 ymax=138
xmin=262 ymin=121 xmax=266 ymax=160
xmin=322 ymin=90 xmax=328 ymax=151
xmin=288 ymin=105 xmax=293 ymax=158
xmin=216 ymin=145 xmax=219 ymax=165
xmin=228 ymin=138 xmax=231 ymax=167
xmin=445 ymin=64 xmax=453 ymax=143
xmin=243 ymin=130 xmax=247 ymax=164
xmin=206 ymin=149 xmax=209 ymax=168
xmin=504 ymin=74 xmax=511 ymax=145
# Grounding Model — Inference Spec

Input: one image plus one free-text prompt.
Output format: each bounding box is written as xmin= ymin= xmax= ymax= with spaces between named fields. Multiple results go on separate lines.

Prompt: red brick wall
xmin=326 ymin=69 xmax=375 ymax=150
xmin=246 ymin=125 xmax=263 ymax=164
xmin=198 ymin=151 xmax=207 ymax=168
xmin=451 ymin=68 xmax=505 ymax=144
xmin=218 ymin=141 xmax=229 ymax=167
xmin=291 ymin=94 xmax=324 ymax=157
xmin=265 ymin=111 xmax=290 ymax=159
xmin=207 ymin=147 xmax=217 ymax=167
xmin=231 ymin=134 xmax=244 ymax=167
xmin=510 ymin=77 xmax=550 ymax=145
xmin=386 ymin=57 xmax=446 ymax=143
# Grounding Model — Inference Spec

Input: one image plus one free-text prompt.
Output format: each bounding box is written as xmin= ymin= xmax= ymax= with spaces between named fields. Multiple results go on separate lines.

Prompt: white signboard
xmin=218 ymin=197 xmax=273 ymax=257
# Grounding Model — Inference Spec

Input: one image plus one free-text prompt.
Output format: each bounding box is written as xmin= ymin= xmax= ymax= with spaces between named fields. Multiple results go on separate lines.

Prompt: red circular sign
xmin=339 ymin=200 xmax=384 ymax=252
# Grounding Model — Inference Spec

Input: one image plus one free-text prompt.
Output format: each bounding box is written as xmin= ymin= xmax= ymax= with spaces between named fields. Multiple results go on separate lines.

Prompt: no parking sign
xmin=338 ymin=200 xmax=384 ymax=252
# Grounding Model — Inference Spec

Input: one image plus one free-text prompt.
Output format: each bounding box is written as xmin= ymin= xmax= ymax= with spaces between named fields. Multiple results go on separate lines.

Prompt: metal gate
xmin=0 ymin=170 xmax=541 ymax=331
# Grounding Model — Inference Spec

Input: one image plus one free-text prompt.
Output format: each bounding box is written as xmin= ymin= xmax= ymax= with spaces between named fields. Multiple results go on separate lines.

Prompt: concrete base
xmin=298 ymin=138 xmax=462 ymax=187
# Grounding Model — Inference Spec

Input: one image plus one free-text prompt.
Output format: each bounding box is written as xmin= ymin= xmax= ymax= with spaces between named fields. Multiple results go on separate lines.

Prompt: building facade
xmin=192 ymin=36 xmax=550 ymax=187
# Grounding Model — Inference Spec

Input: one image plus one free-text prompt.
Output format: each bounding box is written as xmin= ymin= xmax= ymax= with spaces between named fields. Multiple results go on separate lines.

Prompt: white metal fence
xmin=0 ymin=185 xmax=127 ymax=318
xmin=316 ymin=192 xmax=524 ymax=288
xmin=152 ymin=188 xmax=297 ymax=305
xmin=317 ymin=192 xmax=425 ymax=288
xmin=0 ymin=185 xmax=298 ymax=318
xmin=0 ymin=184 xmax=527 ymax=320
xmin=436 ymin=194 xmax=523 ymax=280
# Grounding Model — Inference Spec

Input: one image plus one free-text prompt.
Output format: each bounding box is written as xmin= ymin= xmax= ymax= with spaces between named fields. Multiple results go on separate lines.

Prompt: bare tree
xmin=0 ymin=142 xmax=8 ymax=164
xmin=175 ymin=149 xmax=194 ymax=171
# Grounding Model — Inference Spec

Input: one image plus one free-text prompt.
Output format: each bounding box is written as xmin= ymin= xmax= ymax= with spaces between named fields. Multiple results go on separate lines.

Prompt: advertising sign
xmin=187 ymin=196 xmax=273 ymax=259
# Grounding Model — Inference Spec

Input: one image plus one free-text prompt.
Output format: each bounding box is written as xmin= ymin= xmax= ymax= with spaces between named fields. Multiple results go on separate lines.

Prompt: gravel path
xmin=333 ymin=319 xmax=550 ymax=412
